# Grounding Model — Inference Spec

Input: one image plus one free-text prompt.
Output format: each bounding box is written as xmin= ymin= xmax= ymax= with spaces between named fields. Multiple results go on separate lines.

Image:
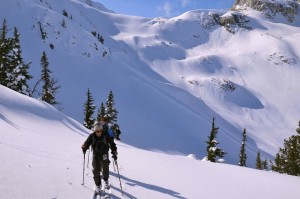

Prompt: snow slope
xmin=1 ymin=85 xmax=300 ymax=199
xmin=0 ymin=0 xmax=299 ymax=168
xmin=134 ymin=8 xmax=300 ymax=156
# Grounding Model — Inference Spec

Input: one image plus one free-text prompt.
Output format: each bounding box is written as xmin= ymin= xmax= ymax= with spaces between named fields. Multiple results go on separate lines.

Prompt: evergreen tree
xmin=40 ymin=51 xmax=60 ymax=105
xmin=105 ymin=90 xmax=118 ymax=125
xmin=270 ymin=121 xmax=300 ymax=176
xmin=0 ymin=21 xmax=32 ymax=94
xmin=262 ymin=158 xmax=268 ymax=170
xmin=0 ymin=19 xmax=12 ymax=87
xmin=271 ymin=153 xmax=283 ymax=173
xmin=239 ymin=128 xmax=247 ymax=167
xmin=256 ymin=151 xmax=262 ymax=170
xmin=206 ymin=117 xmax=226 ymax=162
xmin=83 ymin=88 xmax=96 ymax=129
xmin=96 ymin=102 xmax=106 ymax=121
xmin=7 ymin=27 xmax=32 ymax=94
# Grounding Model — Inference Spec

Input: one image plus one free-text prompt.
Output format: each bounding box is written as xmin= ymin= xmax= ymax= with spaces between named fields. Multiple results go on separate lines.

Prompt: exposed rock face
xmin=208 ymin=12 xmax=252 ymax=33
xmin=219 ymin=12 xmax=252 ymax=33
xmin=232 ymin=0 xmax=298 ymax=22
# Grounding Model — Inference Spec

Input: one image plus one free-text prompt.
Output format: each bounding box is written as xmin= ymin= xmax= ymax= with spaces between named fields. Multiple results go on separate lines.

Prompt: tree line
xmin=0 ymin=19 xmax=60 ymax=105
xmin=206 ymin=117 xmax=300 ymax=176
xmin=83 ymin=89 xmax=118 ymax=130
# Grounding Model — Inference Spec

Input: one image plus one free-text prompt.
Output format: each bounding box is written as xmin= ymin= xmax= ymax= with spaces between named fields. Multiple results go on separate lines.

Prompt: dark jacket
xmin=116 ymin=129 xmax=121 ymax=136
xmin=83 ymin=132 xmax=117 ymax=155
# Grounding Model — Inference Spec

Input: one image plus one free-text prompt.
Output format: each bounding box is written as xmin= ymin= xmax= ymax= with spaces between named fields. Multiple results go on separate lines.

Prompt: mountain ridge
xmin=232 ymin=0 xmax=299 ymax=22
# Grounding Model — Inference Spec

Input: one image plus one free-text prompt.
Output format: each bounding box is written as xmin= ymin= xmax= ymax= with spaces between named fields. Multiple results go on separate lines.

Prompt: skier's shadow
xmin=110 ymin=172 xmax=186 ymax=199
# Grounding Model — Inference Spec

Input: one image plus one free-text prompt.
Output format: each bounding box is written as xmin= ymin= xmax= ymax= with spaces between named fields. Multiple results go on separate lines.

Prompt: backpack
xmin=108 ymin=127 xmax=115 ymax=138
xmin=102 ymin=123 xmax=115 ymax=138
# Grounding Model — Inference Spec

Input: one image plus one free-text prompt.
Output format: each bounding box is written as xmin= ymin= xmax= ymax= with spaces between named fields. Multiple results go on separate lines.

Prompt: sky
xmin=96 ymin=0 xmax=236 ymax=18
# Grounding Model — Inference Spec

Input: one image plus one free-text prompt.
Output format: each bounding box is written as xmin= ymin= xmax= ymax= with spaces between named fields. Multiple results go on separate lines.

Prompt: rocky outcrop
xmin=210 ymin=12 xmax=252 ymax=33
xmin=232 ymin=0 xmax=298 ymax=22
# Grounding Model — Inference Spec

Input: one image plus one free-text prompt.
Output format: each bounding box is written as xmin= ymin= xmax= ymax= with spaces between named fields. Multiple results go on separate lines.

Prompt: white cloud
xmin=180 ymin=0 xmax=193 ymax=8
xmin=158 ymin=2 xmax=173 ymax=17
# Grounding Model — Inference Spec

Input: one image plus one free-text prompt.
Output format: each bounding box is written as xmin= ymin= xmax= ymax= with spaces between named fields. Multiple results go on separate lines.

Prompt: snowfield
xmin=1 ymin=0 xmax=300 ymax=198
xmin=1 ymin=85 xmax=300 ymax=199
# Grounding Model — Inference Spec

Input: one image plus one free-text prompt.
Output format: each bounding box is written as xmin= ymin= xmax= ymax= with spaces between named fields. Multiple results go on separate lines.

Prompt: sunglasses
xmin=95 ymin=130 xmax=102 ymax=133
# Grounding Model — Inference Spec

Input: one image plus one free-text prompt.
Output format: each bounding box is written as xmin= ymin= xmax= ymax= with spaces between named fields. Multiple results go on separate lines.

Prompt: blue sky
xmin=95 ymin=0 xmax=236 ymax=18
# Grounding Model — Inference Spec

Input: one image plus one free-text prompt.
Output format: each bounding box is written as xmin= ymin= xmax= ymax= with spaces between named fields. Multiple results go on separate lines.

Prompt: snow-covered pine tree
xmin=96 ymin=102 xmax=105 ymax=121
xmin=0 ymin=19 xmax=12 ymax=87
xmin=83 ymin=88 xmax=96 ymax=129
xmin=205 ymin=117 xmax=226 ymax=162
xmin=40 ymin=51 xmax=60 ymax=105
xmin=270 ymin=121 xmax=300 ymax=176
xmin=238 ymin=128 xmax=247 ymax=167
xmin=256 ymin=151 xmax=262 ymax=170
xmin=262 ymin=158 xmax=268 ymax=170
xmin=7 ymin=27 xmax=32 ymax=95
xmin=105 ymin=90 xmax=118 ymax=125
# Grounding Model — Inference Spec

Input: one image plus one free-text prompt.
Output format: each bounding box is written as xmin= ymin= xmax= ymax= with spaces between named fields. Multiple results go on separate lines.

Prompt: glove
xmin=112 ymin=151 xmax=118 ymax=160
xmin=82 ymin=147 xmax=87 ymax=154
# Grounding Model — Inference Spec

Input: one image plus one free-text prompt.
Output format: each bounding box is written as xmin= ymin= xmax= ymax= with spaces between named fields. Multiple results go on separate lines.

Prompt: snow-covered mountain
xmin=1 ymin=0 xmax=300 ymax=167
xmin=1 ymin=85 xmax=300 ymax=199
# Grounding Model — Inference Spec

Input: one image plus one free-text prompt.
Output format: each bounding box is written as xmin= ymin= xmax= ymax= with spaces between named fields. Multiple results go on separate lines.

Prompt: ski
xmin=102 ymin=187 xmax=111 ymax=199
xmin=101 ymin=180 xmax=112 ymax=199
xmin=92 ymin=190 xmax=102 ymax=199
xmin=91 ymin=179 xmax=112 ymax=199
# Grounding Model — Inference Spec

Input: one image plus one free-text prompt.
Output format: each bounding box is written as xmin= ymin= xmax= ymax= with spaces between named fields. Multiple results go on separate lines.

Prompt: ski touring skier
xmin=82 ymin=122 xmax=118 ymax=198
xmin=113 ymin=124 xmax=122 ymax=140
xmin=99 ymin=115 xmax=117 ymax=139
xmin=99 ymin=116 xmax=109 ymax=135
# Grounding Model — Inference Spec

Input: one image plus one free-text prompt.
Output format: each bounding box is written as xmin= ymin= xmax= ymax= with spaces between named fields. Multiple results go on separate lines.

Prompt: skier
xmin=81 ymin=123 xmax=118 ymax=194
xmin=99 ymin=115 xmax=116 ymax=138
xmin=99 ymin=116 xmax=110 ymax=136
xmin=113 ymin=124 xmax=122 ymax=141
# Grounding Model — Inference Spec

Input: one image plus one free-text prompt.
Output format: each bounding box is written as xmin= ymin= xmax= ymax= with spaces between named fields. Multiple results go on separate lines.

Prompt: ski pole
xmin=114 ymin=160 xmax=124 ymax=196
xmin=82 ymin=153 xmax=86 ymax=185
xmin=112 ymin=158 xmax=116 ymax=172
xmin=87 ymin=147 xmax=90 ymax=168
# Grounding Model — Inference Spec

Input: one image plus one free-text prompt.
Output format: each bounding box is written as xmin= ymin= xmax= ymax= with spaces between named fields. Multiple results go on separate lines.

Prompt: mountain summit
xmin=232 ymin=0 xmax=299 ymax=22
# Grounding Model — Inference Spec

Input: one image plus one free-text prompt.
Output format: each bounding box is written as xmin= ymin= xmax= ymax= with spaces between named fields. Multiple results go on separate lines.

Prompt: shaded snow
xmin=1 ymin=85 xmax=300 ymax=199
xmin=0 ymin=0 xmax=299 ymax=182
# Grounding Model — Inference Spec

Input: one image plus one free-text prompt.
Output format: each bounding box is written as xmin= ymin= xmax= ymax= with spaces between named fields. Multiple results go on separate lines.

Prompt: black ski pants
xmin=92 ymin=153 xmax=110 ymax=186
